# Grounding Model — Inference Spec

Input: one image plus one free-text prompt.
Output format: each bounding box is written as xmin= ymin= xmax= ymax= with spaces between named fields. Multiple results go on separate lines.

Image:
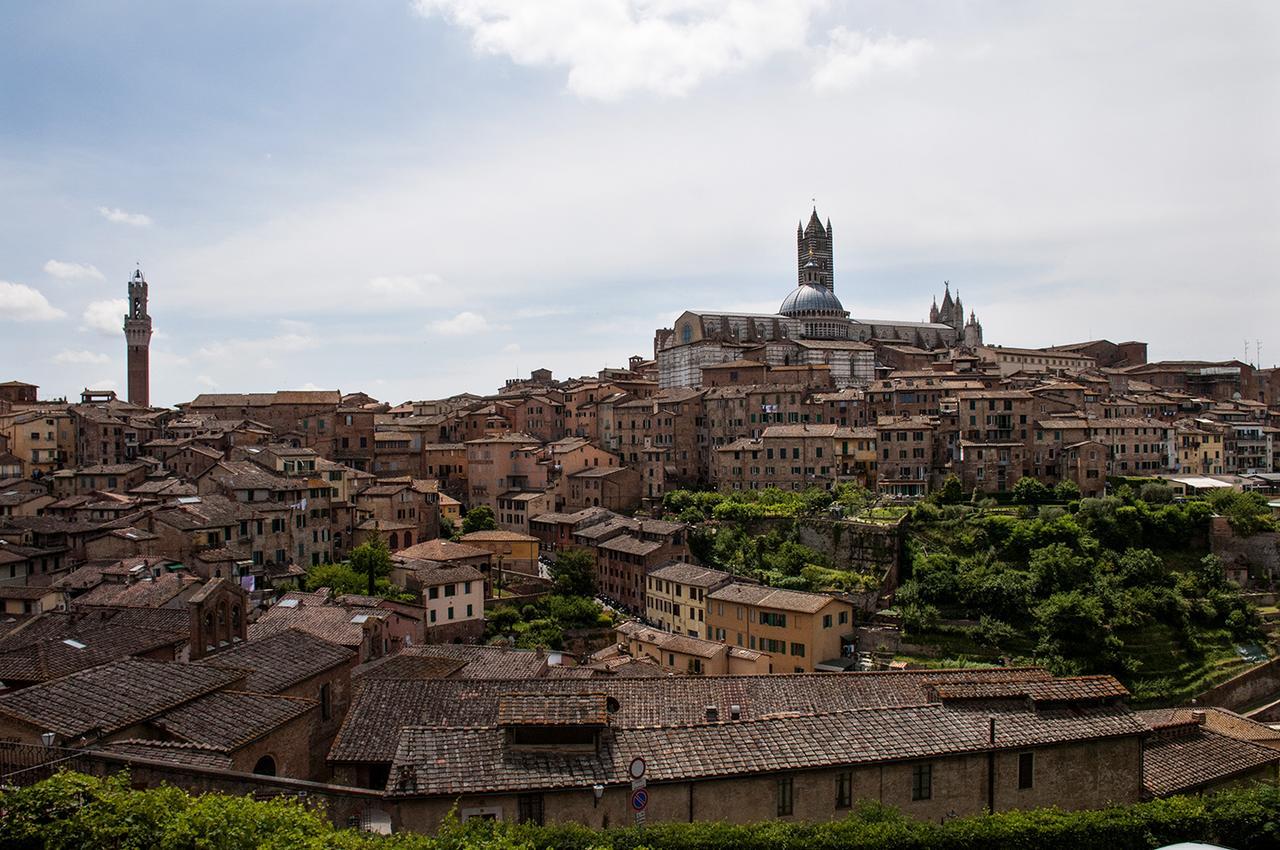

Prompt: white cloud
xmin=811 ymin=28 xmax=933 ymax=92
xmin=53 ymin=349 xmax=111 ymax=365
xmin=0 ymin=281 xmax=66 ymax=321
xmin=367 ymin=273 xmax=445 ymax=298
xmin=195 ymin=375 xmax=218 ymax=388
xmin=414 ymin=0 xmax=822 ymax=100
xmin=87 ymin=378 xmax=119 ymax=392
xmin=196 ymin=333 xmax=317 ymax=360
xmin=501 ymin=342 xmax=521 ymax=354
xmin=82 ymin=298 xmax=127 ymax=335
xmin=97 ymin=206 xmax=153 ymax=227
xmin=43 ymin=259 xmax=104 ymax=281
xmin=428 ymin=310 xmax=492 ymax=335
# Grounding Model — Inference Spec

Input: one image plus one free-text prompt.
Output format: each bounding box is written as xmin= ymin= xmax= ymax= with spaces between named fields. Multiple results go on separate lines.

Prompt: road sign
xmin=630 ymin=787 xmax=648 ymax=812
xmin=628 ymin=756 xmax=646 ymax=779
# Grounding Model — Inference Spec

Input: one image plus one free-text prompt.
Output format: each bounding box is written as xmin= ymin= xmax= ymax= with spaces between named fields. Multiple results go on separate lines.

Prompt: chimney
xmin=729 ymin=703 xmax=741 ymax=721
xmin=1190 ymin=710 xmax=1206 ymax=725
xmin=705 ymin=705 xmax=718 ymax=722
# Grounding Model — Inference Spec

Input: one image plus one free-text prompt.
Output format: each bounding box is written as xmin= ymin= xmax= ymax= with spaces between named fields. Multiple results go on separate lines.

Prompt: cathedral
xmin=655 ymin=209 xmax=983 ymax=388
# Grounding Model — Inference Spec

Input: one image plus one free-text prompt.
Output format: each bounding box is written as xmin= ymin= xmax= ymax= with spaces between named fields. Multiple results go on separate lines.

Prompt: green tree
xmin=550 ymin=547 xmax=597 ymax=597
xmin=1053 ymin=479 xmax=1082 ymax=502
xmin=349 ymin=538 xmax=392 ymax=596
xmin=461 ymin=505 xmax=497 ymax=534
xmin=1012 ymin=476 xmax=1050 ymax=504
xmin=937 ymin=474 xmax=963 ymax=505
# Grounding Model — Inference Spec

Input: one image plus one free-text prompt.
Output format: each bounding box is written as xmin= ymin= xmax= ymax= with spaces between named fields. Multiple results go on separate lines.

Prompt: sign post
xmin=629 ymin=757 xmax=647 ymax=826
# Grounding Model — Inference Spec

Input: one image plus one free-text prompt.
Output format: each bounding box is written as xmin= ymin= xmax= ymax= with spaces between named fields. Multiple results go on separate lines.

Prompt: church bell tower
xmin=124 ymin=268 xmax=152 ymax=407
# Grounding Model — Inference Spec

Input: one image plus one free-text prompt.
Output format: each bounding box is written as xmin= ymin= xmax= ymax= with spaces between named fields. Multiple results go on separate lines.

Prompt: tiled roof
xmin=97 ymin=738 xmax=235 ymax=769
xmin=197 ymin=629 xmax=355 ymax=692
xmin=496 ymin=693 xmax=609 ymax=727
xmin=410 ymin=644 xmax=550 ymax=680
xmin=617 ymin=622 xmax=724 ymax=659
xmin=395 ymin=539 xmax=491 ymax=561
xmin=1142 ymin=728 xmax=1280 ymax=796
xmin=598 ymin=535 xmax=662 ymax=556
xmin=328 ymin=668 xmax=1057 ymax=765
xmin=384 ymin=699 xmax=1148 ymax=796
xmin=351 ymin=652 xmax=467 ymax=682
xmin=459 ymin=531 xmax=538 ymax=543
xmin=646 ymin=562 xmax=733 ymax=587
xmin=0 ymin=619 xmax=187 ymax=684
xmin=708 ymin=583 xmax=845 ymax=614
xmin=248 ymin=602 xmax=374 ymax=648
xmin=73 ymin=573 xmax=203 ymax=609
xmin=0 ymin=659 xmax=245 ymax=739
xmin=153 ymin=690 xmax=317 ymax=750
xmin=934 ymin=676 xmax=1129 ymax=704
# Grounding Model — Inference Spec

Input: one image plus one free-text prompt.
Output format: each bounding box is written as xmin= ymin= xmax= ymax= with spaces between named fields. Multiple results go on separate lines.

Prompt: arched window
xmin=253 ymin=755 xmax=276 ymax=776
xmin=680 ymin=324 xmax=693 ymax=344
xmin=231 ymin=605 xmax=241 ymax=632
xmin=404 ymin=531 xmax=413 ymax=547
xmin=389 ymin=532 xmax=399 ymax=550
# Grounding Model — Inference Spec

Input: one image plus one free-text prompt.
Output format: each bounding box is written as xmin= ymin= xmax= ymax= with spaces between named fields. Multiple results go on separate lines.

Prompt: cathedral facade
xmin=656 ymin=210 xmax=983 ymax=388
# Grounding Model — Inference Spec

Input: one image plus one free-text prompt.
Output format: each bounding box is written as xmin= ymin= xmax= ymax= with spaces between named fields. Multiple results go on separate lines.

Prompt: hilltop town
xmin=1 ymin=211 xmax=1279 ymax=834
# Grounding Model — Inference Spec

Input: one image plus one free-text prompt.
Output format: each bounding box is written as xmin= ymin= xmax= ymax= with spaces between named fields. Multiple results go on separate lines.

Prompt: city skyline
xmin=2 ymin=1 xmax=1278 ymax=406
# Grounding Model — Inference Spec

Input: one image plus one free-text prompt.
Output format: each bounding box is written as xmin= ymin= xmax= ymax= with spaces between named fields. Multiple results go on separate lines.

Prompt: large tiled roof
xmin=351 ymin=652 xmax=468 ymax=682
xmin=0 ymin=619 xmax=187 ymax=684
xmin=328 ymin=668 xmax=1059 ymax=765
xmin=459 ymin=530 xmax=538 ymax=543
xmin=0 ymin=659 xmax=245 ymax=739
xmin=72 ymin=573 xmax=204 ymax=610
xmin=384 ymin=698 xmax=1148 ymax=796
xmin=153 ymin=690 xmax=317 ymax=750
xmin=197 ymin=629 xmax=355 ymax=692
xmin=1142 ymin=728 xmax=1280 ymax=796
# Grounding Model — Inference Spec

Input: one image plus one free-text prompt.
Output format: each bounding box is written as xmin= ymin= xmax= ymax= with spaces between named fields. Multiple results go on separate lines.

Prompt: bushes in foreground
xmin=3 ymin=772 xmax=1279 ymax=850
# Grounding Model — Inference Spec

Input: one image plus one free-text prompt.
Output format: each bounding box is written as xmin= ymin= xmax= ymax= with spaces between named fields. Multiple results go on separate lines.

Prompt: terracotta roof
xmin=0 ymin=659 xmax=245 ymax=739
xmin=708 ymin=583 xmax=846 ymax=614
xmin=197 ymin=629 xmax=355 ymax=692
xmin=153 ymin=690 xmax=317 ymax=750
xmin=497 ymin=693 xmax=609 ymax=727
xmin=328 ymin=667 xmax=1059 ymax=765
xmin=598 ymin=536 xmax=662 ymax=557
xmin=646 ymin=562 xmax=732 ymax=587
xmin=0 ymin=617 xmax=187 ymax=684
xmin=1142 ymin=728 xmax=1280 ymax=796
xmin=459 ymin=530 xmax=538 ymax=543
xmin=383 ymin=698 xmax=1148 ymax=796
xmin=97 ymin=738 xmax=234 ymax=769
xmin=73 ymin=573 xmax=203 ymax=610
xmin=248 ymin=601 xmax=377 ymax=648
xmin=395 ymin=539 xmax=491 ymax=562
xmin=351 ymin=652 xmax=468 ymax=682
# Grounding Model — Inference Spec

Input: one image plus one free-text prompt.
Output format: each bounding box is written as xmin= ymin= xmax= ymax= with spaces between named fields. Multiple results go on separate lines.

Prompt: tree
xmin=461 ymin=505 xmax=497 ymax=534
xmin=1053 ymin=479 xmax=1081 ymax=502
xmin=937 ymin=474 xmax=964 ymax=505
xmin=1012 ymin=477 xmax=1050 ymax=504
xmin=350 ymin=538 xmax=392 ymax=596
xmin=550 ymin=547 xmax=597 ymax=597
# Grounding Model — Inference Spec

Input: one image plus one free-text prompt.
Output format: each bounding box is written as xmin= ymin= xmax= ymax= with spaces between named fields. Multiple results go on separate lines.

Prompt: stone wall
xmin=1210 ymin=516 xmax=1280 ymax=582
xmin=1196 ymin=656 xmax=1280 ymax=712
xmin=795 ymin=517 xmax=905 ymax=604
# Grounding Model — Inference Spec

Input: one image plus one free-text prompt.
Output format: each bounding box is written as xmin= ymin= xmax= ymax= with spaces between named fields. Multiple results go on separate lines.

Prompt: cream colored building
xmin=645 ymin=562 xmax=735 ymax=638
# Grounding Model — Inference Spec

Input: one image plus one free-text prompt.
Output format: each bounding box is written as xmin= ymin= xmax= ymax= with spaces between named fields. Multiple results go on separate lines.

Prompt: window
xmin=790 ymin=642 xmax=805 ymax=657
xmin=1018 ymin=752 xmax=1034 ymax=789
xmin=911 ymin=764 xmax=932 ymax=801
xmin=838 ymin=610 xmax=849 ymax=625
xmin=428 ymin=586 xmax=439 ymax=599
xmin=320 ymin=683 xmax=332 ymax=720
xmin=777 ymin=776 xmax=794 ymax=816
xmin=517 ymin=794 xmax=544 ymax=825
xmin=836 ymin=771 xmax=852 ymax=808
xmin=823 ymin=614 xmax=832 ymax=628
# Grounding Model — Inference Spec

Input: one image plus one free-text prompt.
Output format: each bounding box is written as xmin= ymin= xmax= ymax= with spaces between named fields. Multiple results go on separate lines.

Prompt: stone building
xmin=656 ymin=210 xmax=976 ymax=389
xmin=123 ymin=269 xmax=153 ymax=408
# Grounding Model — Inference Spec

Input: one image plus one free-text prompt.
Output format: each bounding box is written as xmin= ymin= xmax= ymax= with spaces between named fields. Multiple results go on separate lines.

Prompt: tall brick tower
xmin=124 ymin=268 xmax=152 ymax=407
xmin=796 ymin=208 xmax=834 ymax=292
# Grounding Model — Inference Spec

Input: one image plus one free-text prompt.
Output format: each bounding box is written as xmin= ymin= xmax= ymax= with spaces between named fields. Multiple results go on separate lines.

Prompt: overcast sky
xmin=2 ymin=1 xmax=1277 ymax=406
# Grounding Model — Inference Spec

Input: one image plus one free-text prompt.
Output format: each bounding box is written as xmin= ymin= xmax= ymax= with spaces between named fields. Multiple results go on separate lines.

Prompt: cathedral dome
xmin=779 ymin=282 xmax=847 ymax=318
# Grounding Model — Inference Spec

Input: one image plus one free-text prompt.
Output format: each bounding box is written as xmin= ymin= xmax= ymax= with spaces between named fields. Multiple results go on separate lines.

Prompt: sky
xmin=1 ymin=1 xmax=1277 ymax=407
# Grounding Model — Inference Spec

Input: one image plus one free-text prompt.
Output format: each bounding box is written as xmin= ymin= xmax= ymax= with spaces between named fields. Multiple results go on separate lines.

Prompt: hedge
xmin=2 ymin=772 xmax=1278 ymax=850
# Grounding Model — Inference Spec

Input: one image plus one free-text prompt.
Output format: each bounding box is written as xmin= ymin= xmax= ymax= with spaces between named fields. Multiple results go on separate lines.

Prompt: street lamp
xmin=592 ymin=784 xmax=605 ymax=807
xmin=40 ymin=731 xmax=55 ymax=747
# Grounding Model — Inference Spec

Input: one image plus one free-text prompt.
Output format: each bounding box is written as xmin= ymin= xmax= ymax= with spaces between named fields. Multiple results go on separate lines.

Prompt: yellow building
xmin=1176 ymin=420 xmax=1225 ymax=475
xmin=645 ymin=562 xmax=735 ymax=638
xmin=0 ymin=409 xmax=75 ymax=474
xmin=457 ymin=530 xmax=540 ymax=577
xmin=706 ymin=584 xmax=855 ymax=673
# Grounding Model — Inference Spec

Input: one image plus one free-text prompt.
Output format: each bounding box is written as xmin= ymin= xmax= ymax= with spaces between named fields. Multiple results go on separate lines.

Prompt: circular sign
xmin=628 ymin=756 xmax=646 ymax=779
xmin=631 ymin=788 xmax=648 ymax=812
